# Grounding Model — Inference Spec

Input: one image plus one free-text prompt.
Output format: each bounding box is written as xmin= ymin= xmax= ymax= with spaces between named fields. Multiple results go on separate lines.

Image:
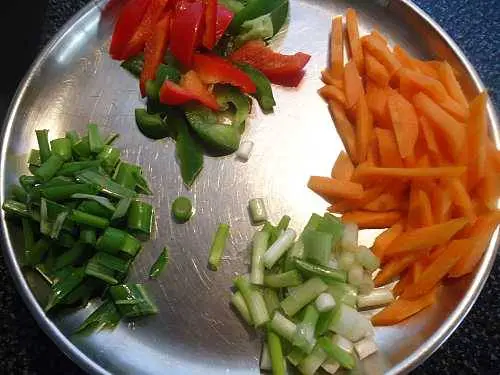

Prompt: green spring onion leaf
xmin=149 ymin=247 xmax=169 ymax=279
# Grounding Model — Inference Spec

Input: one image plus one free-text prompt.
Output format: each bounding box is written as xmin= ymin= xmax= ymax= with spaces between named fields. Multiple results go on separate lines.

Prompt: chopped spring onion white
xmin=356 ymin=246 xmax=380 ymax=272
xmin=357 ymin=288 xmax=394 ymax=309
xmin=354 ymin=336 xmax=378 ymax=360
xmin=297 ymin=345 xmax=328 ymax=375
xmin=234 ymin=275 xmax=269 ymax=327
xmin=287 ymin=347 xmax=306 ymax=367
xmin=348 ymin=263 xmax=364 ymax=286
xmin=230 ymin=291 xmax=253 ymax=325
xmin=341 ymin=222 xmax=358 ymax=252
xmin=329 ymin=304 xmax=373 ymax=342
xmin=358 ymin=272 xmax=375 ymax=295
xmin=250 ymin=231 xmax=269 ymax=285
xmin=262 ymin=228 xmax=296 ymax=269
xmin=321 ymin=359 xmax=340 ymax=374
xmin=332 ymin=334 xmax=354 ymax=354
xmin=260 ymin=342 xmax=272 ymax=371
xmin=315 ymin=293 xmax=336 ymax=312
xmin=248 ymin=198 xmax=268 ymax=224
xmin=293 ymin=305 xmax=319 ymax=354
xmin=280 ymin=277 xmax=328 ymax=317
xmin=269 ymin=312 xmax=297 ymax=342
xmin=236 ymin=141 xmax=254 ymax=161
xmin=288 ymin=240 xmax=304 ymax=260
xmin=328 ymin=258 xmax=339 ymax=269
xmin=338 ymin=251 xmax=356 ymax=271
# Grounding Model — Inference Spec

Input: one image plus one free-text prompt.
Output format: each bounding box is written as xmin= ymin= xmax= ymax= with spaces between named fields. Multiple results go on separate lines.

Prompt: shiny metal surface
xmin=1 ymin=0 xmax=498 ymax=374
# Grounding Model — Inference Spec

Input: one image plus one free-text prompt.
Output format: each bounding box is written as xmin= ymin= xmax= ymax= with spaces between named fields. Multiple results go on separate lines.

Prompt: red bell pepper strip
xmin=160 ymin=71 xmax=220 ymax=110
xmin=192 ymin=53 xmax=256 ymax=94
xmin=121 ymin=0 xmax=170 ymax=60
xmin=202 ymin=0 xmax=217 ymax=49
xmin=215 ymin=4 xmax=234 ymax=45
xmin=102 ymin=0 xmax=130 ymax=16
xmin=230 ymin=40 xmax=311 ymax=87
xmin=140 ymin=12 xmax=172 ymax=97
xmin=170 ymin=0 xmax=205 ymax=67
xmin=109 ymin=0 xmax=151 ymax=60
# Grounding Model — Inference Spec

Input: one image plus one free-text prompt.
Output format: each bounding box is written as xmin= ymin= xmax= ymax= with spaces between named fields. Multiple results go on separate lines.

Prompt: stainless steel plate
xmin=1 ymin=0 xmax=498 ymax=374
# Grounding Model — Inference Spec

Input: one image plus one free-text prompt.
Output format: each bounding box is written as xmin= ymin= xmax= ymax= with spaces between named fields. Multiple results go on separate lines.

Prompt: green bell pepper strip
xmin=270 ymin=0 xmax=289 ymax=36
xmin=219 ymin=0 xmax=245 ymax=13
xmin=215 ymin=86 xmax=251 ymax=132
xmin=146 ymin=63 xmax=182 ymax=102
xmin=236 ymin=63 xmax=276 ymax=113
xmin=35 ymin=129 xmax=51 ymax=163
xmin=229 ymin=0 xmax=286 ymax=32
xmin=135 ymin=108 xmax=171 ymax=140
xmin=121 ymin=53 xmax=144 ymax=78
xmin=235 ymin=14 xmax=274 ymax=47
xmin=50 ymin=138 xmax=73 ymax=162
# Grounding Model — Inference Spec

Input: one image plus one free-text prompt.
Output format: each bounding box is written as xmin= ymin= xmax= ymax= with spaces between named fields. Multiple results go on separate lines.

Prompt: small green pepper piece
xmin=135 ymin=108 xmax=171 ymax=139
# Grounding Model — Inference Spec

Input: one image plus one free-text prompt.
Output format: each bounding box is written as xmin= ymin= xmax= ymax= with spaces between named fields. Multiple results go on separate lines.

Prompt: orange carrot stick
xmin=372 ymin=222 xmax=404 ymax=260
xmin=438 ymin=61 xmax=468 ymax=108
xmin=412 ymin=92 xmax=466 ymax=161
xmin=362 ymin=35 xmax=401 ymax=76
xmin=383 ymin=217 xmax=469 ymax=257
xmin=419 ymin=116 xmax=441 ymax=159
xmin=467 ymin=92 xmax=488 ymax=190
xmin=387 ymin=92 xmax=419 ymax=159
xmin=374 ymin=252 xmax=421 ymax=286
xmin=438 ymin=95 xmax=469 ymax=122
xmin=342 ymin=210 xmax=401 ymax=229
xmin=366 ymin=83 xmax=391 ymax=127
xmin=328 ymin=102 xmax=358 ymax=163
xmin=365 ymin=52 xmax=390 ymax=87
xmin=412 ymin=59 xmax=440 ymax=80
xmin=418 ymin=189 xmax=434 ymax=227
xmin=398 ymin=68 xmax=448 ymax=102
xmin=343 ymin=61 xmax=364 ymax=108
xmin=371 ymin=287 xmax=437 ymax=326
xmin=356 ymin=95 xmax=373 ymax=163
xmin=321 ymin=70 xmax=344 ymax=89
xmin=346 ymin=8 xmax=364 ymax=74
xmin=445 ymin=178 xmax=477 ymax=223
xmin=331 ymin=151 xmax=355 ymax=181
xmin=475 ymin=170 xmax=500 ymax=211
xmin=330 ymin=16 xmax=344 ymax=79
xmin=354 ymin=164 xmax=466 ymax=179
xmin=319 ymin=85 xmax=347 ymax=106
xmin=363 ymin=192 xmax=404 ymax=212
xmin=393 ymin=45 xmax=420 ymax=71
xmin=374 ymin=128 xmax=404 ymax=168
xmin=402 ymin=239 xmax=471 ymax=299
xmin=431 ymin=185 xmax=452 ymax=224
xmin=308 ymin=176 xmax=364 ymax=201
xmin=487 ymin=141 xmax=500 ymax=172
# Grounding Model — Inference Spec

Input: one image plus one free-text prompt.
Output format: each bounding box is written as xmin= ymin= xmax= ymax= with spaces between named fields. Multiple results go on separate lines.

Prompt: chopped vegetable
xmin=109 ymin=284 xmax=158 ymax=318
xmin=250 ymin=231 xmax=269 ymax=285
xmin=171 ymin=196 xmax=193 ymax=223
xmin=248 ymin=198 xmax=268 ymax=225
xmin=236 ymin=140 xmax=254 ymax=161
xmin=234 ymin=275 xmax=269 ymax=327
xmin=262 ymin=228 xmax=296 ymax=269
xmin=208 ymin=223 xmax=230 ymax=271
xmin=149 ymin=247 xmax=169 ymax=279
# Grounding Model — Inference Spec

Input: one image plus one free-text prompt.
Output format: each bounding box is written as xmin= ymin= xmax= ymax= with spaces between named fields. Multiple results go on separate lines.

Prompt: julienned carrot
xmin=341 ymin=210 xmax=401 ymax=229
xmin=346 ymin=8 xmax=364 ymax=74
xmin=373 ymin=223 xmax=404 ymax=260
xmin=365 ymin=53 xmax=390 ymax=87
xmin=394 ymin=260 xmax=424 ymax=296
xmin=355 ymin=164 xmax=466 ymax=180
xmin=387 ymin=92 xmax=419 ymax=159
xmin=438 ymin=95 xmax=469 ymax=122
xmin=363 ymin=192 xmax=404 ymax=212
xmin=402 ymin=238 xmax=471 ymax=299
xmin=408 ymin=188 xmax=433 ymax=228
xmin=467 ymin=93 xmax=488 ymax=189
xmin=366 ymin=83 xmax=391 ymax=126
xmin=328 ymin=102 xmax=358 ymax=163
xmin=487 ymin=141 xmax=500 ymax=173
xmin=438 ymin=61 xmax=469 ymax=108
xmin=319 ymin=85 xmax=347 ymax=106
xmin=419 ymin=116 xmax=441 ymax=159
xmin=445 ymin=178 xmax=477 ymax=223
xmin=431 ymin=186 xmax=452 ymax=224
xmin=411 ymin=59 xmax=440 ymax=80
xmin=308 ymin=176 xmax=364 ymax=201
xmin=374 ymin=128 xmax=404 ymax=168
xmin=362 ymin=34 xmax=401 ymax=76
xmin=475 ymin=162 xmax=499 ymax=211
xmin=329 ymin=184 xmax=388 ymax=213
xmin=371 ymin=287 xmax=437 ymax=326
xmin=344 ymin=61 xmax=364 ymax=108
xmin=374 ymin=252 xmax=421 ymax=286
xmin=356 ymin=95 xmax=373 ymax=163
xmin=331 ymin=151 xmax=355 ymax=181
xmin=398 ymin=68 xmax=448 ymax=102
xmin=412 ymin=92 xmax=466 ymax=160
xmin=383 ymin=217 xmax=469 ymax=257
xmin=366 ymin=134 xmax=380 ymax=166
xmin=330 ymin=16 xmax=344 ymax=79
xmin=321 ymin=70 xmax=344 ymax=89
xmin=393 ymin=45 xmax=420 ymax=71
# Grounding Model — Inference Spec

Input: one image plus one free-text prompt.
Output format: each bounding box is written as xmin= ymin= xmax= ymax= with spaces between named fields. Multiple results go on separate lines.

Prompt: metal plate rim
xmin=0 ymin=0 xmax=498 ymax=374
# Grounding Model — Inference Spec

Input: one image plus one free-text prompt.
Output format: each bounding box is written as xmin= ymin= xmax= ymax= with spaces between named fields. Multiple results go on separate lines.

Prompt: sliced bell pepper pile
xmin=215 ymin=4 xmax=234 ymax=43
xmin=202 ymin=0 xmax=218 ymax=49
xmin=140 ymin=12 xmax=171 ymax=97
xmin=159 ymin=70 xmax=220 ymax=110
xmin=230 ymin=40 xmax=311 ymax=87
xmin=192 ymin=53 xmax=256 ymax=94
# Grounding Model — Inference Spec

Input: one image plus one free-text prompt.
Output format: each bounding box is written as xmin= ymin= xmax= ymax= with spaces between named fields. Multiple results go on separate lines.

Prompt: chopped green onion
xmin=72 ymin=136 xmax=91 ymax=159
xmin=34 ymin=154 xmax=64 ymax=182
xmin=332 ymin=334 xmax=354 ymax=354
xmin=65 ymin=130 xmax=80 ymax=146
xmin=276 ymin=215 xmax=291 ymax=234
xmin=113 ymin=162 xmax=141 ymax=190
xmin=70 ymin=210 xmax=110 ymax=229
xmin=149 ymin=247 xmax=169 ymax=279
xmin=19 ymin=175 xmax=38 ymax=193
xmin=264 ymin=270 xmax=303 ymax=288
xmin=317 ymin=213 xmax=344 ymax=240
xmin=356 ymin=245 xmax=380 ymax=272
xmin=77 ymin=200 xmax=113 ymax=219
xmin=2 ymin=200 xmax=34 ymax=219
xmin=57 ymin=160 xmax=102 ymax=176
xmin=40 ymin=198 xmax=52 ymax=235
xmin=50 ymin=211 xmax=69 ymax=239
xmin=354 ymin=336 xmax=378 ymax=360
xmin=250 ymin=231 xmax=269 ymax=285
xmin=303 ymin=213 xmax=323 ymax=233
xmin=260 ymin=342 xmax=272 ymax=371
xmin=233 ymin=275 xmax=269 ymax=327
xmin=28 ymin=149 xmax=41 ymax=167
xmin=53 ymin=242 xmax=86 ymax=270
xmin=88 ymin=123 xmax=104 ymax=154
xmin=109 ymin=284 xmax=158 ymax=318
xmin=302 ymin=230 xmax=333 ymax=267
xmin=80 ymin=226 xmax=97 ymax=245
xmin=263 ymin=288 xmax=281 ymax=315
xmin=104 ymin=132 xmax=120 ymax=145
xmin=248 ymin=198 xmax=267 ymax=224
xmin=50 ymin=138 xmax=73 ymax=161
xmin=45 ymin=267 xmax=85 ymax=311
xmin=133 ymin=170 xmax=152 ymax=195
xmin=76 ymin=169 xmax=136 ymax=199
xmin=208 ymin=223 xmax=230 ymax=271
xmin=341 ymin=223 xmax=358 ymax=252
xmin=298 ymin=344 xmax=328 ymax=375
xmin=71 ymin=194 xmax=116 ymax=212
xmin=74 ymin=299 xmax=121 ymax=335
xmin=293 ymin=304 xmax=319 ymax=354
xmin=287 ymin=347 xmax=307 ymax=367
xmin=315 ymin=305 xmax=338 ymax=337
xmin=262 ymin=228 xmax=296 ymax=269
xmin=347 ymin=263 xmax=364 ymax=286
xmin=97 ymin=145 xmax=121 ymax=173
xmin=267 ymin=330 xmax=286 ymax=375
xmin=9 ymin=185 xmax=28 ymax=203
xmin=35 ymin=129 xmax=51 ymax=163
xmin=357 ymin=288 xmax=394 ymax=309
xmin=171 ymin=196 xmax=193 ymax=223
xmin=280 ymin=277 xmax=327 ymax=317
xmin=40 ymin=183 xmax=100 ymax=201
xmin=322 ymin=359 xmax=340 ymax=374
xmin=58 ymin=231 xmax=76 ymax=248
xmin=230 ymin=291 xmax=253 ymax=325
xmin=127 ymin=200 xmax=154 ymax=234
xmin=328 ymin=303 xmax=373 ymax=342
xmin=294 ymin=259 xmax=347 ymax=284
xmin=338 ymin=251 xmax=356 ymax=271
xmin=359 ymin=272 xmax=375 ymax=295
xmin=236 ymin=140 xmax=254 ymax=161
xmin=111 ymin=197 xmax=132 ymax=221
xmin=21 ymin=217 xmax=36 ymax=252
xmin=85 ymin=261 xmax=118 ymax=285
xmin=24 ymin=237 xmax=51 ymax=266
xmin=96 ymin=227 xmax=141 ymax=258
xmin=90 ymin=252 xmax=130 ymax=274
xmin=284 ymin=240 xmax=304 ymax=271
xmin=317 ymin=336 xmax=355 ymax=370
xmin=315 ymin=293 xmax=336 ymax=312
xmin=327 ymin=282 xmax=358 ymax=307
xmin=269 ymin=312 xmax=297 ymax=342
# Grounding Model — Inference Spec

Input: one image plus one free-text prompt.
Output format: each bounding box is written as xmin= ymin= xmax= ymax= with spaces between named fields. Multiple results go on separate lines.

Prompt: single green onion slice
xmin=171 ymin=196 xmax=193 ymax=223
xmin=230 ymin=291 xmax=253 ymax=326
xmin=248 ymin=198 xmax=267 ymax=224
xmin=208 ymin=223 xmax=230 ymax=271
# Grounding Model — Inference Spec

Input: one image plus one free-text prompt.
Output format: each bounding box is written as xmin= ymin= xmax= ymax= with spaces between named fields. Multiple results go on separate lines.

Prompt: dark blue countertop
xmin=0 ymin=0 xmax=498 ymax=373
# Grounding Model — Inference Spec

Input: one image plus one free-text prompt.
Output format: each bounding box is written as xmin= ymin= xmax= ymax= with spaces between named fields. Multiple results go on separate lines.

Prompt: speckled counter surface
xmin=0 ymin=0 xmax=498 ymax=374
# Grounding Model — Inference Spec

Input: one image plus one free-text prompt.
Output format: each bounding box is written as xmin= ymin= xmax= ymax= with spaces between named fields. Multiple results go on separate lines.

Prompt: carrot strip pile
xmin=314 ymin=8 xmax=500 ymax=326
